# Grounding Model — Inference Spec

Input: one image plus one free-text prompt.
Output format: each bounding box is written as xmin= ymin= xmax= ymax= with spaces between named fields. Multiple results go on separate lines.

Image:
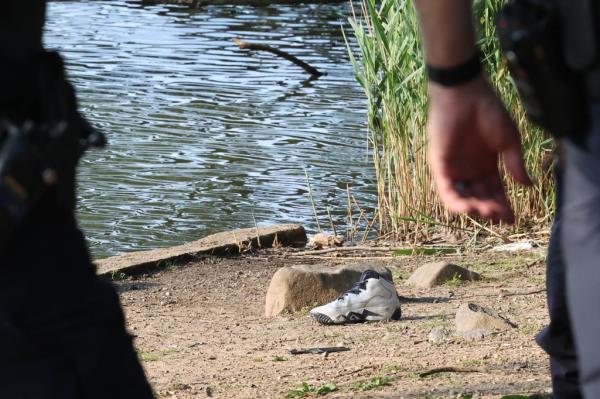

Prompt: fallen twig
xmin=501 ymin=288 xmax=546 ymax=297
xmin=233 ymin=38 xmax=324 ymax=76
xmin=465 ymin=215 xmax=510 ymax=243
xmin=418 ymin=367 xmax=483 ymax=378
xmin=462 ymin=288 xmax=546 ymax=300
xmin=338 ymin=365 xmax=377 ymax=377
xmin=289 ymin=346 xmax=350 ymax=355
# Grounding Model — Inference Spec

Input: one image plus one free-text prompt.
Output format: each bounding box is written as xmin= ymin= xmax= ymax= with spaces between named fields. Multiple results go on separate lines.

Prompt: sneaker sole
xmin=310 ymin=307 xmax=401 ymax=325
xmin=310 ymin=312 xmax=336 ymax=325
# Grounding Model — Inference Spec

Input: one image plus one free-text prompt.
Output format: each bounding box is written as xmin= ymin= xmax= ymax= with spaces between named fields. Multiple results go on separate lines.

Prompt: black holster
xmin=497 ymin=0 xmax=600 ymax=140
xmin=0 ymin=52 xmax=106 ymax=249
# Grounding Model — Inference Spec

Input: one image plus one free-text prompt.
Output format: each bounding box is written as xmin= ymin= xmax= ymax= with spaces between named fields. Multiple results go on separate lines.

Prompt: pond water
xmin=45 ymin=0 xmax=376 ymax=259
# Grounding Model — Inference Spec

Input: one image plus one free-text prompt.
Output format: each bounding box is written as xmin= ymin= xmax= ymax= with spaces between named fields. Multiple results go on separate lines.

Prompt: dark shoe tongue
xmin=360 ymin=270 xmax=380 ymax=281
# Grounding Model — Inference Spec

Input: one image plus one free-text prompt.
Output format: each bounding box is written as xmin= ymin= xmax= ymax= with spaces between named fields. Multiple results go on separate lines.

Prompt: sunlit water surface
xmin=45 ymin=0 xmax=375 ymax=258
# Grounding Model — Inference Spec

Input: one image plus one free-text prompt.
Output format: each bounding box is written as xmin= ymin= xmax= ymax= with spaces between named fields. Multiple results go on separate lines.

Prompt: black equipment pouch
xmin=555 ymin=0 xmax=598 ymax=71
xmin=496 ymin=0 xmax=589 ymax=140
xmin=0 ymin=52 xmax=106 ymax=247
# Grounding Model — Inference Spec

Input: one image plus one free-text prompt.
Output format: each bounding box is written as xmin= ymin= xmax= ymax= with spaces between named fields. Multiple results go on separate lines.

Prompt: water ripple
xmin=46 ymin=0 xmax=375 ymax=258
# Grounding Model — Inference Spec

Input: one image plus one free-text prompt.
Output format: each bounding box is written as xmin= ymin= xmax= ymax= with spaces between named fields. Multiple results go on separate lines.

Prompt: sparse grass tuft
xmin=354 ymin=376 xmax=393 ymax=391
xmin=285 ymin=382 xmax=337 ymax=398
xmin=445 ymin=273 xmax=463 ymax=288
xmin=391 ymin=268 xmax=411 ymax=282
xmin=298 ymin=302 xmax=318 ymax=316
xmin=384 ymin=364 xmax=402 ymax=373
xmin=139 ymin=351 xmax=160 ymax=362
xmin=463 ymin=359 xmax=484 ymax=367
xmin=111 ymin=271 xmax=128 ymax=281
xmin=408 ymin=371 xmax=422 ymax=381
xmin=156 ymin=259 xmax=177 ymax=272
xmin=519 ymin=322 xmax=540 ymax=336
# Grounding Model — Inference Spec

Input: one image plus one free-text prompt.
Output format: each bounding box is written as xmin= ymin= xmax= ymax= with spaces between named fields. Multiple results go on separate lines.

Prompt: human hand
xmin=427 ymin=76 xmax=532 ymax=223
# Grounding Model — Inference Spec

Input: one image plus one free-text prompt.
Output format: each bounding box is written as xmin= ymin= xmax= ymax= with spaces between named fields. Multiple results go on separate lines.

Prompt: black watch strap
xmin=426 ymin=51 xmax=482 ymax=86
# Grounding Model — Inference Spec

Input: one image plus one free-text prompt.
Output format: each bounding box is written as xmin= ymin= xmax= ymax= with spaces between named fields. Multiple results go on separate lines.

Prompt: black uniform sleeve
xmin=0 ymin=0 xmax=46 ymax=59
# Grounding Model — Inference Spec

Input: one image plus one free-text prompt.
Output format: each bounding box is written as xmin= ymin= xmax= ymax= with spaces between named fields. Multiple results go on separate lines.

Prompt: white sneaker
xmin=310 ymin=270 xmax=401 ymax=325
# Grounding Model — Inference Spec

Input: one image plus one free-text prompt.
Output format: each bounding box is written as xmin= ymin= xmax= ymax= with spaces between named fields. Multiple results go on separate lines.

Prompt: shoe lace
xmin=337 ymin=279 xmax=368 ymax=301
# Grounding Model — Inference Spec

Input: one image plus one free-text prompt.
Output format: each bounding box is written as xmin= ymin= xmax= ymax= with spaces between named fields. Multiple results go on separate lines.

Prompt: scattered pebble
xmin=428 ymin=327 xmax=451 ymax=344
xmin=492 ymin=241 xmax=536 ymax=252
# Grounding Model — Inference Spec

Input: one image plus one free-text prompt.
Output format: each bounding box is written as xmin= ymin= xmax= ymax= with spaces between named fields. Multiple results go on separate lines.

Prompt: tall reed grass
xmin=346 ymin=0 xmax=555 ymax=240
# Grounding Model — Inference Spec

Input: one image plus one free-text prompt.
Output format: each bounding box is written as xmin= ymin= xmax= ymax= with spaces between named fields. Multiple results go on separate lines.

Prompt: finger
xmin=503 ymin=142 xmax=533 ymax=187
xmin=435 ymin=174 xmax=477 ymax=215
xmin=467 ymin=181 xmax=503 ymax=219
xmin=493 ymin=115 xmax=533 ymax=187
xmin=485 ymin=175 xmax=515 ymax=223
xmin=437 ymin=174 xmax=515 ymax=223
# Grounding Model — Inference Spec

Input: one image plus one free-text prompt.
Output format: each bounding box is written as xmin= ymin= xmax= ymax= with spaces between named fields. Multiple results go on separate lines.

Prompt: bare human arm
xmin=413 ymin=0 xmax=532 ymax=223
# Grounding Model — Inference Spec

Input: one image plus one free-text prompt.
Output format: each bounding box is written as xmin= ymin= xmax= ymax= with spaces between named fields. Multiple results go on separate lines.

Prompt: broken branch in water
xmin=233 ymin=38 xmax=324 ymax=77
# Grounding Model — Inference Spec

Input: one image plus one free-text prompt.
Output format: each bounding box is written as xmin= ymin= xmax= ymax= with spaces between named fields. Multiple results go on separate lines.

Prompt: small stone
xmin=307 ymin=232 xmax=344 ymax=249
xmin=406 ymin=262 xmax=481 ymax=288
xmin=491 ymin=241 xmax=535 ymax=252
xmin=428 ymin=327 xmax=451 ymax=343
xmin=455 ymin=303 xmax=515 ymax=334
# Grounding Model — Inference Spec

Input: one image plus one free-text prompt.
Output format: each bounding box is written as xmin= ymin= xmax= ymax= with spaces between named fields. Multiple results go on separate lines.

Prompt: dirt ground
xmin=113 ymin=246 xmax=553 ymax=399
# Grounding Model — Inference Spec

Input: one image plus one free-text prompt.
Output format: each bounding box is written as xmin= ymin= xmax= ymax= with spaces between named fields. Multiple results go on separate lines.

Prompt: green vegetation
xmin=138 ymin=347 xmax=178 ymax=363
xmin=347 ymin=0 xmax=554 ymax=240
xmin=139 ymin=351 xmax=160 ymax=362
xmin=298 ymin=302 xmax=319 ymax=316
xmin=393 ymin=247 xmax=457 ymax=256
xmin=462 ymin=358 xmax=484 ymax=367
xmin=354 ymin=376 xmax=393 ymax=391
xmin=445 ymin=273 xmax=464 ymax=288
xmin=383 ymin=364 xmax=402 ymax=373
xmin=285 ymin=383 xmax=337 ymax=398
xmin=390 ymin=268 xmax=411 ymax=282
xmin=157 ymin=259 xmax=176 ymax=272
xmin=111 ymin=271 xmax=128 ymax=281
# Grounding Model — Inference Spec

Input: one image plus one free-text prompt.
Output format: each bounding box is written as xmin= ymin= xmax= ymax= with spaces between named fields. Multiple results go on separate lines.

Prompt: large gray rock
xmin=406 ymin=262 xmax=481 ymax=288
xmin=455 ymin=303 xmax=515 ymax=333
xmin=264 ymin=263 xmax=393 ymax=317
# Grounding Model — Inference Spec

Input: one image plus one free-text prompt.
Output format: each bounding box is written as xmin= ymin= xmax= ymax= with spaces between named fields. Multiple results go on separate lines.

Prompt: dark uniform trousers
xmin=538 ymin=103 xmax=600 ymax=398
xmin=0 ymin=1 xmax=154 ymax=398
xmin=0 ymin=206 xmax=154 ymax=398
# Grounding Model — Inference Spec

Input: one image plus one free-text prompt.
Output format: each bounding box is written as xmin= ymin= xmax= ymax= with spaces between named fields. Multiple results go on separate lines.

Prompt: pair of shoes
xmin=310 ymin=270 xmax=401 ymax=325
